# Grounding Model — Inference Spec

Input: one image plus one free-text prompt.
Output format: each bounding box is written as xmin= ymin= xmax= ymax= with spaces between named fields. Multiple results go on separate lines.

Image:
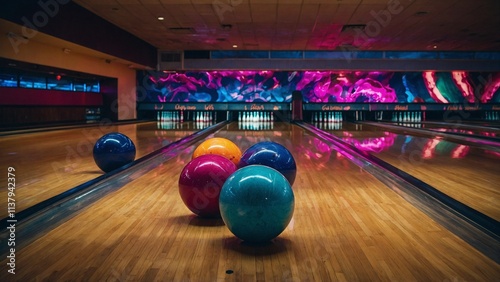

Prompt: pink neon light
xmin=452 ymin=71 xmax=475 ymax=103
xmin=342 ymin=133 xmax=397 ymax=153
xmin=451 ymin=145 xmax=470 ymax=159
xmin=422 ymin=138 xmax=441 ymax=159
xmin=480 ymin=73 xmax=500 ymax=103
xmin=423 ymin=71 xmax=448 ymax=103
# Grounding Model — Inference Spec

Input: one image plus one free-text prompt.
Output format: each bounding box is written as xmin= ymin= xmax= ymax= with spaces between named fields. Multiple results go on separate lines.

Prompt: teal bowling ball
xmin=219 ymin=165 xmax=294 ymax=243
xmin=239 ymin=141 xmax=297 ymax=186
xmin=93 ymin=132 xmax=136 ymax=173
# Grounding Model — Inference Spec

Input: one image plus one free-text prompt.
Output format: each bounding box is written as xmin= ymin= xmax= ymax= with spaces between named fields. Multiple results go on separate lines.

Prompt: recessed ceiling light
xmin=232 ymin=44 xmax=238 ymax=48
xmin=433 ymin=45 xmax=438 ymax=49
xmin=158 ymin=17 xmax=164 ymax=21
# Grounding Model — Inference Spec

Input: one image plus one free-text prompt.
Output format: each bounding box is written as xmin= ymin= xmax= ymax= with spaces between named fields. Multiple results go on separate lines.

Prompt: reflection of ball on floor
xmin=179 ymin=154 xmax=237 ymax=217
xmin=219 ymin=165 xmax=294 ymax=243
xmin=239 ymin=141 xmax=297 ymax=185
xmin=93 ymin=132 xmax=136 ymax=173
xmin=192 ymin=137 xmax=241 ymax=166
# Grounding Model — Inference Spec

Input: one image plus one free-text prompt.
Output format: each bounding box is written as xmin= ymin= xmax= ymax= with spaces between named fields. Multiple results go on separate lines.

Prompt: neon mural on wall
xmin=140 ymin=71 xmax=500 ymax=103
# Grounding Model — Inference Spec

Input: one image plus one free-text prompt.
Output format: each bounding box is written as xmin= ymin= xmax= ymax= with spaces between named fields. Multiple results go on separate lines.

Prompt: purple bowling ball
xmin=93 ymin=132 xmax=136 ymax=173
xmin=239 ymin=141 xmax=297 ymax=185
xmin=178 ymin=154 xmax=237 ymax=217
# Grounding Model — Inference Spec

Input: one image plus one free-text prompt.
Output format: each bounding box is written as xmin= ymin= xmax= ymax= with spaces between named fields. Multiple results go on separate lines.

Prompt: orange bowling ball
xmin=192 ymin=137 xmax=242 ymax=165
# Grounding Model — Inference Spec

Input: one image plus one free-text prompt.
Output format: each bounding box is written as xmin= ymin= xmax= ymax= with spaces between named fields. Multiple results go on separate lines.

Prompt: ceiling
xmin=73 ymin=0 xmax=500 ymax=52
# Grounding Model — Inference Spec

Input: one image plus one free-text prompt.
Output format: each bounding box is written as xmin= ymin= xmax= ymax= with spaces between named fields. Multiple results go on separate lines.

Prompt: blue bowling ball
xmin=239 ymin=141 xmax=297 ymax=185
xmin=93 ymin=132 xmax=136 ymax=173
xmin=219 ymin=165 xmax=294 ymax=243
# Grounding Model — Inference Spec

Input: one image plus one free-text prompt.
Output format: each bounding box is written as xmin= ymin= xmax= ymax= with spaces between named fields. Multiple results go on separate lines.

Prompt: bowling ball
xmin=93 ymin=132 xmax=136 ymax=173
xmin=219 ymin=165 xmax=295 ymax=243
xmin=192 ymin=137 xmax=242 ymax=166
xmin=239 ymin=141 xmax=297 ymax=185
xmin=179 ymin=154 xmax=237 ymax=217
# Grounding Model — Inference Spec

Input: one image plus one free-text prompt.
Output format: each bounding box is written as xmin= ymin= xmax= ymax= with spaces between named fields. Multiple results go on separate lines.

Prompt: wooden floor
xmin=420 ymin=121 xmax=500 ymax=136
xmin=0 ymin=122 xmax=194 ymax=218
xmin=332 ymin=123 xmax=500 ymax=221
xmin=0 ymin=122 xmax=498 ymax=281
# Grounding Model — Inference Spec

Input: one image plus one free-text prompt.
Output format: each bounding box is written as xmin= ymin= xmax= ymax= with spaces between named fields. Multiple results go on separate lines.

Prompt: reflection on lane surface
xmin=314 ymin=121 xmax=500 ymax=221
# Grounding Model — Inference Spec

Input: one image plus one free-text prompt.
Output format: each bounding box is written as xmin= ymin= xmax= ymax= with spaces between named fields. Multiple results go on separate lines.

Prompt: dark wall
xmin=100 ymin=78 xmax=119 ymax=121
xmin=0 ymin=87 xmax=103 ymax=106
xmin=0 ymin=87 xmax=103 ymax=127
xmin=1 ymin=0 xmax=157 ymax=68
xmin=0 ymin=106 xmax=88 ymax=127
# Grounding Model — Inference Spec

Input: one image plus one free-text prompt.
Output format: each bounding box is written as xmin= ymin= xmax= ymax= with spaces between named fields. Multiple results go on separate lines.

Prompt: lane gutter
xmin=365 ymin=121 xmax=500 ymax=153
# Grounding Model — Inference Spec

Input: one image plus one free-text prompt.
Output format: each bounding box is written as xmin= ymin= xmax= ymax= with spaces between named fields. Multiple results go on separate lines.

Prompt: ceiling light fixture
xmin=232 ymin=44 xmax=238 ymax=48
xmin=158 ymin=17 xmax=164 ymax=21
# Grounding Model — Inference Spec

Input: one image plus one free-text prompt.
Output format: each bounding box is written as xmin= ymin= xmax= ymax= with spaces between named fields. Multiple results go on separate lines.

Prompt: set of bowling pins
xmin=193 ymin=111 xmax=216 ymax=123
xmin=311 ymin=112 xmax=343 ymax=123
xmin=192 ymin=112 xmax=216 ymax=130
xmin=157 ymin=111 xmax=183 ymax=130
xmin=354 ymin=111 xmax=364 ymax=121
xmin=157 ymin=111 xmax=216 ymax=130
xmin=485 ymin=111 xmax=499 ymax=120
xmin=238 ymin=111 xmax=274 ymax=122
xmin=391 ymin=112 xmax=424 ymax=123
xmin=157 ymin=111 xmax=183 ymax=122
xmin=157 ymin=111 xmax=217 ymax=123
xmin=238 ymin=111 xmax=274 ymax=131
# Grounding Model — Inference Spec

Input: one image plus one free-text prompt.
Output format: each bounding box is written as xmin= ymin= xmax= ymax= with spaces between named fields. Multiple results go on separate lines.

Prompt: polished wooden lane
xmin=420 ymin=122 xmax=500 ymax=136
xmin=1 ymin=122 xmax=498 ymax=281
xmin=330 ymin=122 xmax=500 ymax=221
xmin=0 ymin=122 xmax=194 ymax=218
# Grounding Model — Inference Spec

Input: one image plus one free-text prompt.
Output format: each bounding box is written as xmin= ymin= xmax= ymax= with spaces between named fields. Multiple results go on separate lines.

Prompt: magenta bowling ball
xmin=178 ymin=154 xmax=237 ymax=217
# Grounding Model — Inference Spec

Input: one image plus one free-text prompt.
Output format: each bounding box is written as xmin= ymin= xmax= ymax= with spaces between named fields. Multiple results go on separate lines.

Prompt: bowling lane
xmin=2 ymin=122 xmax=498 ymax=281
xmin=0 ymin=121 xmax=195 ymax=218
xmin=324 ymin=122 xmax=500 ymax=221
xmin=417 ymin=123 xmax=500 ymax=140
